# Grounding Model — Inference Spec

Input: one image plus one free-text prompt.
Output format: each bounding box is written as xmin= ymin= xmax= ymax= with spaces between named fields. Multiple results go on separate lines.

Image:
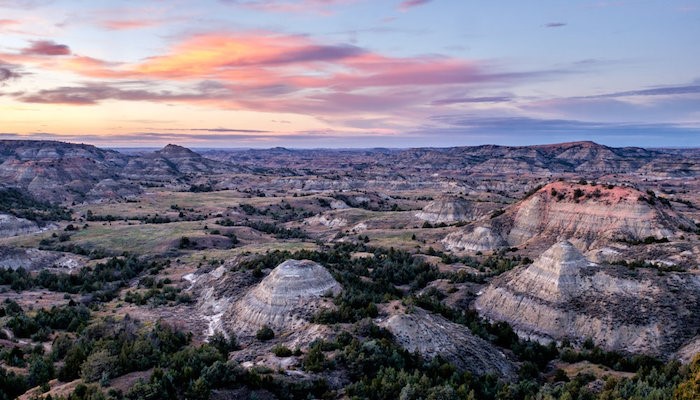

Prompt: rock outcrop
xmin=444 ymin=181 xmax=695 ymax=254
xmin=442 ymin=226 xmax=507 ymax=252
xmin=378 ymin=308 xmax=517 ymax=379
xmin=415 ymin=196 xmax=479 ymax=223
xmin=305 ymin=214 xmax=348 ymax=228
xmin=0 ymin=246 xmax=85 ymax=271
xmin=505 ymin=182 xmax=690 ymax=247
xmin=475 ymin=241 xmax=700 ymax=357
xmin=226 ymin=259 xmax=341 ymax=335
xmin=0 ymin=213 xmax=42 ymax=238
xmin=0 ymin=140 xmax=128 ymax=202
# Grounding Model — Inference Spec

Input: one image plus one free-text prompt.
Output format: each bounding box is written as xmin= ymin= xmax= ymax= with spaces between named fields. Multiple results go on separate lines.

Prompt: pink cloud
xmin=224 ymin=0 xmax=359 ymax=14
xmin=5 ymin=30 xmax=550 ymax=124
xmin=0 ymin=19 xmax=21 ymax=27
xmin=399 ymin=0 xmax=432 ymax=11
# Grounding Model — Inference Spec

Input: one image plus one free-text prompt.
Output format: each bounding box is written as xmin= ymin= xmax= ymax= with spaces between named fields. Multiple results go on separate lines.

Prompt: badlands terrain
xmin=1 ymin=139 xmax=700 ymax=399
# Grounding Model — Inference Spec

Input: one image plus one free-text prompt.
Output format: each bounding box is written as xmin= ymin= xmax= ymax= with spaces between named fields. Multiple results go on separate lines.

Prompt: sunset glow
xmin=0 ymin=0 xmax=698 ymax=147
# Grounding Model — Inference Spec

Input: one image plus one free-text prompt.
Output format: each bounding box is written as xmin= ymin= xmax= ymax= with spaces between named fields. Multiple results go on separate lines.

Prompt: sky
xmin=0 ymin=0 xmax=699 ymax=148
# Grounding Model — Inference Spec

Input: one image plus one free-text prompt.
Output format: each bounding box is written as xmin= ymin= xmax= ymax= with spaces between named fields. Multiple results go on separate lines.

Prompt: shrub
xmin=178 ymin=236 xmax=191 ymax=249
xmin=272 ymin=345 xmax=293 ymax=357
xmin=302 ymin=343 xmax=329 ymax=372
xmin=81 ymin=349 xmax=118 ymax=382
xmin=255 ymin=325 xmax=275 ymax=341
xmin=209 ymin=331 xmax=239 ymax=355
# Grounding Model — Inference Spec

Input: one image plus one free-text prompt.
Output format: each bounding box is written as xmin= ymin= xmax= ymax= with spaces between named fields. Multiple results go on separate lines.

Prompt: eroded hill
xmin=444 ymin=181 xmax=698 ymax=265
xmin=475 ymin=241 xmax=700 ymax=357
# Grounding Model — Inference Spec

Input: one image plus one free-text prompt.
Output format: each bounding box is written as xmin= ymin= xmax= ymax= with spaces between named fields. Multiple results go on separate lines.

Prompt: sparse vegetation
xmin=0 ymin=187 xmax=71 ymax=223
xmin=0 ymin=140 xmax=698 ymax=400
xmin=256 ymin=325 xmax=275 ymax=341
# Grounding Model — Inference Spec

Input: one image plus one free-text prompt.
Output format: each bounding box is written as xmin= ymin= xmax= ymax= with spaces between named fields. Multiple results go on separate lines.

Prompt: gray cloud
xmin=160 ymin=127 xmax=271 ymax=133
xmin=431 ymin=96 xmax=512 ymax=105
xmin=14 ymin=82 xmax=226 ymax=105
xmin=430 ymin=114 xmax=700 ymax=135
xmin=0 ymin=62 xmax=21 ymax=84
xmin=585 ymin=84 xmax=700 ymax=98
xmin=22 ymin=40 xmax=71 ymax=56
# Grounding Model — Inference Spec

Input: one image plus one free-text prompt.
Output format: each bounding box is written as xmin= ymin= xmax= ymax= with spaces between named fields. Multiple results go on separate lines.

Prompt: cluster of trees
xmin=321 ymin=317 xmax=700 ymax=400
xmin=237 ymin=201 xmax=315 ymax=222
xmin=411 ymin=288 xmax=558 ymax=374
xmin=331 ymin=193 xmax=401 ymax=212
xmin=0 ymin=257 xmax=167 ymax=303
xmin=2 ymin=300 xmax=90 ymax=341
xmin=188 ymin=184 xmax=214 ymax=193
xmin=85 ymin=210 xmax=205 ymax=224
xmin=559 ymin=340 xmax=662 ymax=373
xmin=421 ymin=221 xmax=450 ymax=229
xmin=3 ymin=303 xmax=700 ymax=400
xmin=217 ymin=215 xmax=309 ymax=239
xmin=611 ymin=259 xmax=684 ymax=273
xmin=123 ymin=286 xmax=191 ymax=306
xmin=620 ymin=235 xmax=671 ymax=245
xmin=3 ymin=317 xmax=332 ymax=400
xmin=241 ymin=221 xmax=308 ymax=239
xmin=0 ymin=301 xmax=92 ymax=398
xmin=240 ymin=243 xmax=529 ymax=326
xmin=38 ymin=236 xmax=110 ymax=259
xmin=238 ymin=243 xmax=438 ymax=324
xmin=0 ymin=187 xmax=71 ymax=223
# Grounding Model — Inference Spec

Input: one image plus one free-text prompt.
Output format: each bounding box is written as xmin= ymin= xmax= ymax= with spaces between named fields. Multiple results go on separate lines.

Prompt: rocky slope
xmin=0 ymin=141 xmax=241 ymax=202
xmin=0 ymin=213 xmax=43 ymax=238
xmin=475 ymin=241 xmax=700 ymax=357
xmin=121 ymin=144 xmax=238 ymax=182
xmin=3 ymin=139 xmax=699 ymax=203
xmin=443 ymin=226 xmax=507 ymax=252
xmin=443 ymin=181 xmax=696 ymax=257
xmin=0 ymin=140 xmax=128 ymax=202
xmin=225 ymin=259 xmax=341 ymax=336
xmin=415 ymin=195 xmax=482 ymax=223
xmin=203 ymin=141 xmax=700 ymax=195
xmin=0 ymin=246 xmax=85 ymax=271
xmin=378 ymin=307 xmax=517 ymax=379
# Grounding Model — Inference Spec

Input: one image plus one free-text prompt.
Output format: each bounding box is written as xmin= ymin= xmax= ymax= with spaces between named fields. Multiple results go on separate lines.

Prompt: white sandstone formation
xmin=475 ymin=241 xmax=700 ymax=357
xmin=227 ymin=259 xmax=341 ymax=335
xmin=415 ymin=196 xmax=478 ymax=223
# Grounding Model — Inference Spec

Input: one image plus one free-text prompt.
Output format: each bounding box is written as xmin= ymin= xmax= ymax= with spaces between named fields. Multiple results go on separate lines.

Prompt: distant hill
xmin=392 ymin=141 xmax=699 ymax=175
xmin=1 ymin=139 xmax=698 ymax=203
xmin=0 ymin=140 xmax=239 ymax=202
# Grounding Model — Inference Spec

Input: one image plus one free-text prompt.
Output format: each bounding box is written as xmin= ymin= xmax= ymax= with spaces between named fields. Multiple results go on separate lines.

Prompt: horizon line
xmin=2 ymin=138 xmax=700 ymax=151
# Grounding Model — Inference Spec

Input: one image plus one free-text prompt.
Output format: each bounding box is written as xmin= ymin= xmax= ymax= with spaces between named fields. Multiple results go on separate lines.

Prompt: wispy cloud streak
xmin=398 ymin=0 xmax=432 ymax=11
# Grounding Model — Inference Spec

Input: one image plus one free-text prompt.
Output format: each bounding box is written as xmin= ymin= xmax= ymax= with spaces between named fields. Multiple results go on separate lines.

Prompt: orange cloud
xmin=100 ymin=18 xmax=166 ymax=30
xmin=131 ymin=34 xmax=363 ymax=79
xmin=5 ymin=32 xmax=491 ymax=90
xmin=5 ymin=31 xmax=541 ymax=123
